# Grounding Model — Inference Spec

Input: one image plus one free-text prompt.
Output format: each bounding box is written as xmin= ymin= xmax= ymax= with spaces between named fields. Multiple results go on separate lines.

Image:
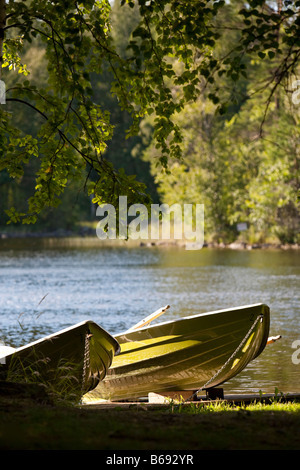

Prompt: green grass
xmin=169 ymin=398 xmax=300 ymax=414
xmin=0 ymin=393 xmax=300 ymax=450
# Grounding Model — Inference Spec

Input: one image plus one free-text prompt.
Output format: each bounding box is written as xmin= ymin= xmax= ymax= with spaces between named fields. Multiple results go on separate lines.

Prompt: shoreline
xmin=0 ymin=230 xmax=299 ymax=251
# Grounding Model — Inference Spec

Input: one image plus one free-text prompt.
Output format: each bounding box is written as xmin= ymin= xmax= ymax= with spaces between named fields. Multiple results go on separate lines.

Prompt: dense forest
xmin=0 ymin=0 xmax=299 ymax=244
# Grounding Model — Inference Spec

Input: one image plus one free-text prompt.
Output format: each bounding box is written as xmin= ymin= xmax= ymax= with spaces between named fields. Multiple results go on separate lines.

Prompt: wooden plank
xmin=81 ymin=392 xmax=300 ymax=409
xmin=148 ymin=391 xmax=197 ymax=404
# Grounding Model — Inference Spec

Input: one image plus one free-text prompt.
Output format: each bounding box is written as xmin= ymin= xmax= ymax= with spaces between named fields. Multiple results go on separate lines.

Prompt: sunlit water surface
xmin=0 ymin=239 xmax=299 ymax=394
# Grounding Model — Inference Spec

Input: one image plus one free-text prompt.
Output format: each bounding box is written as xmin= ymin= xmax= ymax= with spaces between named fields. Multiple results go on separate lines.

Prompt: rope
xmin=82 ymin=331 xmax=91 ymax=394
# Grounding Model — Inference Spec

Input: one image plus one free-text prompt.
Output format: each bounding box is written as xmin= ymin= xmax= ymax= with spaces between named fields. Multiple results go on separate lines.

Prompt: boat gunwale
xmin=1 ymin=320 xmax=120 ymax=359
xmin=116 ymin=303 xmax=269 ymax=339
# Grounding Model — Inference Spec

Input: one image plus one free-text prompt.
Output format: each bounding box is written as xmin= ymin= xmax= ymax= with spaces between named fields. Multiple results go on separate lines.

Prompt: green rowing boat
xmin=0 ymin=321 xmax=120 ymax=397
xmin=84 ymin=303 xmax=270 ymax=402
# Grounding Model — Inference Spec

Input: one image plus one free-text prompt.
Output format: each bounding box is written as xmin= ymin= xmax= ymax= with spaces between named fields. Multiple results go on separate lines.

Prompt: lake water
xmin=0 ymin=238 xmax=299 ymax=395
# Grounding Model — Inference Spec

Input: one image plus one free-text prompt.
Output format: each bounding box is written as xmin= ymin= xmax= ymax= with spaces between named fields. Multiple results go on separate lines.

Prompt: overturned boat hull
xmin=0 ymin=321 xmax=120 ymax=397
xmin=84 ymin=304 xmax=270 ymax=402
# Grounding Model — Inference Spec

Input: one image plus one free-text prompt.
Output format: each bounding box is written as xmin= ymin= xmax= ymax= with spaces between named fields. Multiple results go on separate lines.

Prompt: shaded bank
xmin=0 ymin=391 xmax=300 ymax=450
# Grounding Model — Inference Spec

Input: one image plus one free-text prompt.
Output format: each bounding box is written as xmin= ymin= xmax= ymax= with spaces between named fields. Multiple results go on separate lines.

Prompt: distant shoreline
xmin=0 ymin=230 xmax=299 ymax=251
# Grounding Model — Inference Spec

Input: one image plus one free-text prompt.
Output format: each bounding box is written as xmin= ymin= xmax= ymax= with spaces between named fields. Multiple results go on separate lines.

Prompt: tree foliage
xmin=143 ymin=0 xmax=300 ymax=243
xmin=0 ymin=0 xmax=299 ymax=240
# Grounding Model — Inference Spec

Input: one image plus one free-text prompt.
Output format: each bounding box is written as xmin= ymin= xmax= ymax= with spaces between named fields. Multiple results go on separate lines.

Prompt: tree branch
xmin=6 ymin=97 xmax=48 ymax=120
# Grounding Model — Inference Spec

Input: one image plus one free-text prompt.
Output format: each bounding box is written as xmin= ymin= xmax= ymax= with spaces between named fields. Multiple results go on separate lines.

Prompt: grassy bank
xmin=1 ymin=394 xmax=300 ymax=450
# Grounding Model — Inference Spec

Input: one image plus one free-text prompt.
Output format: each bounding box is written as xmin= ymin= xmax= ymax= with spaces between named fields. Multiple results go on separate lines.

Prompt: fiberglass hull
xmin=0 ymin=321 xmax=120 ymax=397
xmin=85 ymin=303 xmax=270 ymax=401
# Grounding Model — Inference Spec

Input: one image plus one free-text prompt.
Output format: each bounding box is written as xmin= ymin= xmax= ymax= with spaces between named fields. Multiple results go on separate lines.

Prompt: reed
xmin=5 ymin=353 xmax=83 ymax=404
